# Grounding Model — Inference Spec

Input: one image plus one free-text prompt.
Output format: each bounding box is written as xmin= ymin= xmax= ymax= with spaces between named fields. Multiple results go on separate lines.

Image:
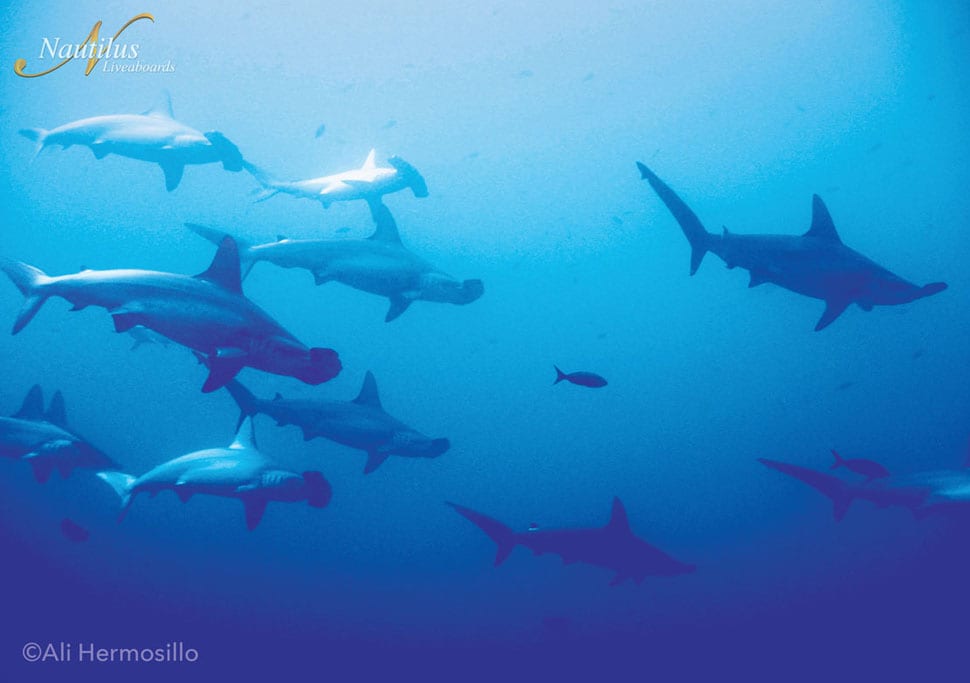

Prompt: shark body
xmin=0 ymin=385 xmax=117 ymax=483
xmin=19 ymin=94 xmax=243 ymax=191
xmin=224 ymin=372 xmax=449 ymax=474
xmin=637 ymin=163 xmax=947 ymax=330
xmin=1 ymin=237 xmax=341 ymax=392
xmin=97 ymin=420 xmax=331 ymax=530
xmin=449 ymin=498 xmax=695 ymax=585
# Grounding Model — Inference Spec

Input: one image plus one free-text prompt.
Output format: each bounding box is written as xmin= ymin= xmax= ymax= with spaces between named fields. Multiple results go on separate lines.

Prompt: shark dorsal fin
xmin=367 ymin=200 xmax=402 ymax=243
xmin=361 ymin=148 xmax=377 ymax=170
xmin=230 ymin=418 xmax=258 ymax=451
xmin=354 ymin=371 xmax=382 ymax=409
xmin=195 ymin=237 xmax=243 ymax=294
xmin=13 ymin=385 xmax=44 ymax=420
xmin=46 ymin=391 xmax=68 ymax=428
xmin=142 ymin=91 xmax=174 ymax=118
xmin=803 ymin=195 xmax=842 ymax=244
xmin=606 ymin=497 xmax=631 ymax=534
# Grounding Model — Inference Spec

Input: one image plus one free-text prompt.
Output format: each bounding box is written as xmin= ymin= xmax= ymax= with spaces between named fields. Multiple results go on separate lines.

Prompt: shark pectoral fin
xmin=161 ymin=162 xmax=185 ymax=191
xmin=385 ymin=296 xmax=412 ymax=323
xmin=242 ymin=497 xmax=268 ymax=531
xmin=363 ymin=451 xmax=390 ymax=475
xmin=815 ymin=299 xmax=851 ymax=331
xmin=202 ymin=354 xmax=246 ymax=393
xmin=174 ymin=486 xmax=193 ymax=503
xmin=90 ymin=142 xmax=109 ymax=160
xmin=312 ymin=270 xmax=330 ymax=286
xmin=111 ymin=311 xmax=145 ymax=333
xmin=28 ymin=458 xmax=54 ymax=484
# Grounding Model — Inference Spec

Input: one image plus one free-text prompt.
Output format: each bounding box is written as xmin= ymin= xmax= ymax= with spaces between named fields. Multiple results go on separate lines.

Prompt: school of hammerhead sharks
xmin=0 ymin=94 xmax=961 ymax=587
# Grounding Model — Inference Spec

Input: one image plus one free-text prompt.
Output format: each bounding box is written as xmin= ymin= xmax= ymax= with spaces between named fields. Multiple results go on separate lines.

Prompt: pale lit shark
xmin=449 ymin=498 xmax=696 ymax=585
xmin=0 ymin=237 xmax=341 ymax=392
xmin=637 ymin=163 xmax=948 ymax=330
xmin=1 ymin=385 xmax=118 ymax=483
xmin=19 ymin=93 xmax=244 ymax=191
xmin=224 ymin=372 xmax=449 ymax=474
xmin=186 ymin=199 xmax=484 ymax=322
xmin=97 ymin=419 xmax=331 ymax=530
xmin=244 ymin=148 xmax=428 ymax=208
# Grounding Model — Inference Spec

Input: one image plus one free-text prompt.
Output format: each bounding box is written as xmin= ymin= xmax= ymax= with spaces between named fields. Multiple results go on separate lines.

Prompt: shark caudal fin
xmin=19 ymin=128 xmax=49 ymax=161
xmin=0 ymin=259 xmax=52 ymax=334
xmin=637 ymin=162 xmax=714 ymax=276
xmin=224 ymin=379 xmax=260 ymax=431
xmin=241 ymin=160 xmax=282 ymax=201
xmin=447 ymin=502 xmax=517 ymax=566
xmin=757 ymin=458 xmax=854 ymax=522
xmin=553 ymin=366 xmax=568 ymax=384
xmin=96 ymin=471 xmax=138 ymax=522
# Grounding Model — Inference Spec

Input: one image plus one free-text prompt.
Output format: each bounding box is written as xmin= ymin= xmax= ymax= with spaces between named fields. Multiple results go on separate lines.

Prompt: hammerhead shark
xmin=637 ymin=163 xmax=948 ymax=330
xmin=97 ymin=420 xmax=331 ymax=530
xmin=449 ymin=498 xmax=696 ymax=585
xmin=0 ymin=237 xmax=341 ymax=392
xmin=0 ymin=385 xmax=118 ymax=483
xmin=243 ymin=149 xmax=428 ymax=208
xmin=19 ymin=93 xmax=244 ymax=191
xmin=186 ymin=200 xmax=484 ymax=322
xmin=224 ymin=372 xmax=449 ymax=474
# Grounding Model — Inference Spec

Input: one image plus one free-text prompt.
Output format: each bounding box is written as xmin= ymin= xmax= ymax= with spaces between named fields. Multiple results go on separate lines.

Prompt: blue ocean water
xmin=0 ymin=2 xmax=968 ymax=680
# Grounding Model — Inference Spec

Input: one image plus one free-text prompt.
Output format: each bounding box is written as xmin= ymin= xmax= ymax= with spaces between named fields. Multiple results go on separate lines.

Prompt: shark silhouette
xmin=224 ymin=372 xmax=449 ymax=474
xmin=1 ymin=237 xmax=341 ymax=392
xmin=186 ymin=199 xmax=483 ymax=322
xmin=637 ymin=163 xmax=948 ymax=330
xmin=449 ymin=498 xmax=695 ymax=585
xmin=0 ymin=385 xmax=118 ymax=482
xmin=19 ymin=93 xmax=243 ymax=191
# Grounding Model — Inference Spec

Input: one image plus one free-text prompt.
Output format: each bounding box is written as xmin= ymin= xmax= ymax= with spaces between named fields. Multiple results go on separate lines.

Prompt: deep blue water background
xmin=1 ymin=2 xmax=968 ymax=680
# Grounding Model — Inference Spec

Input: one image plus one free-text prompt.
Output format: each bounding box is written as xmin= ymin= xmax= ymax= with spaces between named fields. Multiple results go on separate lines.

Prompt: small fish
xmin=553 ymin=366 xmax=607 ymax=388
xmin=382 ymin=119 xmax=397 ymax=129
xmin=582 ymin=72 xmax=595 ymax=82
xmin=528 ymin=522 xmax=539 ymax=532
xmin=334 ymin=226 xmax=351 ymax=235
xmin=314 ymin=123 xmax=326 ymax=139
xmin=60 ymin=518 xmax=89 ymax=543
xmin=835 ymin=381 xmax=856 ymax=391
xmin=830 ymin=449 xmax=890 ymax=481
xmin=516 ymin=69 xmax=534 ymax=79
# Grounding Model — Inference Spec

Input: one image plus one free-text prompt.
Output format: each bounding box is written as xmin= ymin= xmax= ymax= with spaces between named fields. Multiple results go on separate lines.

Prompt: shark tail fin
xmin=553 ymin=366 xmax=567 ymax=384
xmin=241 ymin=160 xmax=282 ymax=201
xmin=830 ymin=449 xmax=845 ymax=470
xmin=224 ymin=379 xmax=259 ymax=432
xmin=96 ymin=471 xmax=138 ymax=522
xmin=447 ymin=502 xmax=516 ymax=566
xmin=636 ymin=162 xmax=713 ymax=275
xmin=19 ymin=128 xmax=48 ymax=161
xmin=0 ymin=259 xmax=52 ymax=334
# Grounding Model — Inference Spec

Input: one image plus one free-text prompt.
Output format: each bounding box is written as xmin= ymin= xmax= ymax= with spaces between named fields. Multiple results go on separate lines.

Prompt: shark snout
xmin=459 ymin=279 xmax=484 ymax=304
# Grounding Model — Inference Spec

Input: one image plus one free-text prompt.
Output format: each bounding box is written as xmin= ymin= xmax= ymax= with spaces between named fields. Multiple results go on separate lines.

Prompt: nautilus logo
xmin=14 ymin=12 xmax=175 ymax=78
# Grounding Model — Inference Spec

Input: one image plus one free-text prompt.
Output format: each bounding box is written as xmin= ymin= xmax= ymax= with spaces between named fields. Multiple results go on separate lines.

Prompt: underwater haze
xmin=1 ymin=1 xmax=969 ymax=680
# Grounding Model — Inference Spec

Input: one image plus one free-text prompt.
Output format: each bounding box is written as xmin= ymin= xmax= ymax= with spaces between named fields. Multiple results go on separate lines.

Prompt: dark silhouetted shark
xmin=186 ymin=199 xmax=483 ymax=322
xmin=448 ymin=497 xmax=695 ymax=585
xmin=97 ymin=419 xmax=331 ymax=530
xmin=1 ymin=237 xmax=341 ymax=392
xmin=637 ymin=163 xmax=947 ymax=330
xmin=19 ymin=93 xmax=243 ymax=191
xmin=224 ymin=372 xmax=449 ymax=474
xmin=830 ymin=449 xmax=890 ymax=481
xmin=757 ymin=458 xmax=929 ymax=520
xmin=0 ymin=385 xmax=118 ymax=482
